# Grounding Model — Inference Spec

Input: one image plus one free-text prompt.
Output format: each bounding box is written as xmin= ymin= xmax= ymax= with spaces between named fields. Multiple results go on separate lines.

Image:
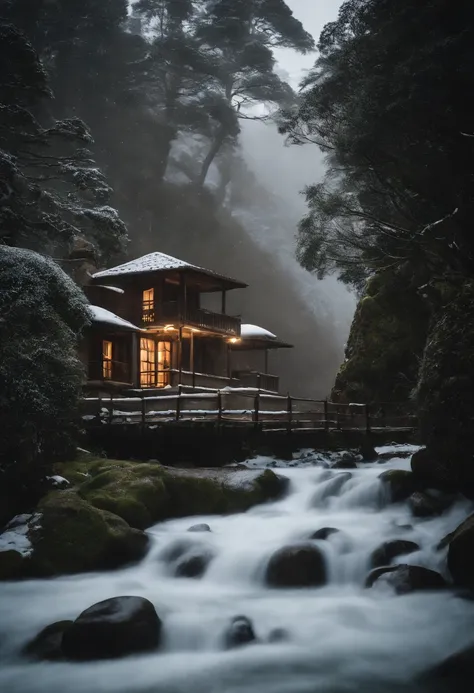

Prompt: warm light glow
xmin=140 ymin=339 xmax=171 ymax=388
xmin=142 ymin=288 xmax=154 ymax=323
xmin=228 ymin=337 xmax=241 ymax=344
xmin=190 ymin=328 xmax=201 ymax=333
xmin=102 ymin=340 xmax=113 ymax=379
xmin=164 ymin=324 xmax=175 ymax=332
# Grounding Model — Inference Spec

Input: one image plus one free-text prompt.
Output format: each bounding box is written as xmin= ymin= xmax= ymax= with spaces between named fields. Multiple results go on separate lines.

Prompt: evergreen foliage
xmin=0 ymin=247 xmax=90 ymax=524
xmin=281 ymin=0 xmax=474 ymax=291
xmin=0 ymin=22 xmax=128 ymax=262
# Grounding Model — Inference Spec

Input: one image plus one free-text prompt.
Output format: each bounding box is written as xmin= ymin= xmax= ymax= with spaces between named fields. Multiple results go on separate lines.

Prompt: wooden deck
xmin=82 ymin=389 xmax=416 ymax=434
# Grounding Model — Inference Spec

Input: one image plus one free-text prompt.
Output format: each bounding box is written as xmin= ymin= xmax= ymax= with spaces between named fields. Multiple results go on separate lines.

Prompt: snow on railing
xmin=81 ymin=390 xmax=416 ymax=433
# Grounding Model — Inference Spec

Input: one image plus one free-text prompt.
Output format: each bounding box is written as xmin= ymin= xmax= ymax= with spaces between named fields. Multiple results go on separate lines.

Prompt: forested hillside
xmin=284 ymin=0 xmax=474 ymax=492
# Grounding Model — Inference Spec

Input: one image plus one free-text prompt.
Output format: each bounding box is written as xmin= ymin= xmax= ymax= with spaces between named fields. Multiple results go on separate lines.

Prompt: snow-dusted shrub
xmin=0 ymin=247 xmax=90 ymax=523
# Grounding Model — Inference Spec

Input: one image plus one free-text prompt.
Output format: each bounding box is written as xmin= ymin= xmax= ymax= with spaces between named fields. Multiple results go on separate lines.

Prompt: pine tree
xmin=0 ymin=23 xmax=128 ymax=263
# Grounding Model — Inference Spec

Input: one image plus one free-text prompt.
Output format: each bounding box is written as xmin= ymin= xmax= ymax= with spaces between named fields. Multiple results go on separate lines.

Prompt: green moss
xmin=6 ymin=491 xmax=150 ymax=579
xmin=379 ymin=469 xmax=418 ymax=502
xmin=332 ymin=269 xmax=430 ymax=404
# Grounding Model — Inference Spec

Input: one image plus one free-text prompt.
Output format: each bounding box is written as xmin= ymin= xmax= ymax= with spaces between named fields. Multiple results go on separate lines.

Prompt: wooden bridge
xmin=82 ymin=389 xmax=416 ymax=435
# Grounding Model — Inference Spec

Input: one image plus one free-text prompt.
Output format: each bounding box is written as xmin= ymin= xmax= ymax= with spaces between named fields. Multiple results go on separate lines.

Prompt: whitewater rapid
xmin=1 ymin=448 xmax=474 ymax=693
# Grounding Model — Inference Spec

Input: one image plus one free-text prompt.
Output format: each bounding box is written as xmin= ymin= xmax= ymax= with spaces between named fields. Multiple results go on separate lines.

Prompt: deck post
xmin=178 ymin=326 xmax=183 ymax=385
xmin=141 ymin=393 xmax=146 ymax=429
xmin=365 ymin=403 xmax=371 ymax=434
xmin=109 ymin=393 xmax=113 ymax=426
xmin=97 ymin=393 xmax=102 ymax=423
xmin=324 ymin=399 xmax=329 ymax=432
xmin=176 ymin=385 xmax=181 ymax=422
xmin=253 ymin=391 xmax=260 ymax=430
xmin=287 ymin=394 xmax=292 ymax=434
xmin=257 ymin=372 xmax=261 ymax=390
xmin=190 ymin=330 xmax=195 ymax=388
xmin=217 ymin=390 xmax=222 ymax=426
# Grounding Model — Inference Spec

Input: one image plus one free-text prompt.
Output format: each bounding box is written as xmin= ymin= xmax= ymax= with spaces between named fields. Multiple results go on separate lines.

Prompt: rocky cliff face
xmin=415 ymin=281 xmax=474 ymax=496
xmin=331 ymin=270 xmax=430 ymax=405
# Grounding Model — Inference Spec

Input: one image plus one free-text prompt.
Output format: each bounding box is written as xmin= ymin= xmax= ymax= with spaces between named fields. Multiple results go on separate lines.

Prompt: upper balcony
xmin=143 ymin=301 xmax=241 ymax=336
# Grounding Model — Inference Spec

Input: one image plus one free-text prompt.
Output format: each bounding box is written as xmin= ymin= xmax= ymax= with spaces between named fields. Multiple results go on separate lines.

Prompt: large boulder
xmin=379 ymin=469 xmax=418 ymax=502
xmin=446 ymin=514 xmax=474 ymax=588
xmin=223 ymin=616 xmax=257 ymax=649
xmin=265 ymin=543 xmax=326 ymax=588
xmin=0 ymin=492 xmax=149 ymax=580
xmin=419 ymin=644 xmax=474 ymax=693
xmin=62 ymin=597 xmax=161 ymax=660
xmin=78 ymin=462 xmax=289 ymax=528
xmin=408 ymin=490 xmax=453 ymax=518
xmin=370 ymin=540 xmax=420 ymax=568
xmin=366 ymin=564 xmax=447 ymax=594
xmin=23 ymin=620 xmax=73 ymax=661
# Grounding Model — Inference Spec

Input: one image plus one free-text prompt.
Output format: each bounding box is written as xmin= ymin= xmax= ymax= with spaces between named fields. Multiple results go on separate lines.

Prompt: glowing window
xmin=142 ymin=288 xmax=154 ymax=323
xmin=102 ymin=340 xmax=113 ymax=380
xmin=140 ymin=338 xmax=156 ymax=387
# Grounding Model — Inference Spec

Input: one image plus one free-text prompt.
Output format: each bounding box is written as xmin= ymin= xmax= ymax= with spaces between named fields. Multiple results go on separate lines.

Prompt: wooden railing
xmin=158 ymin=302 xmax=240 ymax=335
xmin=82 ymin=391 xmax=417 ymax=433
xmin=233 ymin=371 xmax=279 ymax=392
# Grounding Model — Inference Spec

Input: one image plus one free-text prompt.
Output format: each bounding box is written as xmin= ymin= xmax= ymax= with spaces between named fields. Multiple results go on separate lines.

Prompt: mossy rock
xmin=379 ymin=469 xmax=418 ymax=502
xmin=331 ymin=269 xmax=430 ymax=404
xmin=0 ymin=491 xmax=149 ymax=580
xmin=78 ymin=462 xmax=288 ymax=530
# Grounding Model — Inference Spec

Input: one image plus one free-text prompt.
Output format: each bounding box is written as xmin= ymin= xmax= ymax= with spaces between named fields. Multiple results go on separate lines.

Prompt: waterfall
xmin=0 ymin=450 xmax=473 ymax=693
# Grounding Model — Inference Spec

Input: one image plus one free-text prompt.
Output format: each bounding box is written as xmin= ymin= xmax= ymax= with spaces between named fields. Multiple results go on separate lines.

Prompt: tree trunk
xmin=196 ymin=128 xmax=227 ymax=188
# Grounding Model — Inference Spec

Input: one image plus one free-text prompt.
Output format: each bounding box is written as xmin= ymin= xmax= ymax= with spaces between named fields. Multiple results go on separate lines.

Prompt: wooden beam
xmin=178 ymin=326 xmax=183 ymax=385
xmin=191 ymin=330 xmax=195 ymax=388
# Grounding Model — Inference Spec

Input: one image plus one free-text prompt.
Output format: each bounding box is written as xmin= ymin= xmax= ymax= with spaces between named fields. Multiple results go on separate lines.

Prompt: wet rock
xmin=408 ymin=490 xmax=452 ymax=518
xmin=266 ymin=543 xmax=326 ymax=588
xmin=365 ymin=564 xmax=447 ymax=594
xmin=309 ymin=473 xmax=353 ymax=506
xmin=160 ymin=539 xmax=196 ymax=563
xmin=358 ymin=441 xmax=378 ymax=462
xmin=332 ymin=453 xmax=358 ymax=470
xmin=310 ymin=527 xmax=340 ymax=541
xmin=370 ymin=540 xmax=420 ymax=568
xmin=187 ymin=523 xmax=211 ymax=532
xmin=419 ymin=644 xmax=474 ymax=693
xmin=62 ymin=596 xmax=161 ymax=661
xmin=267 ymin=627 xmax=290 ymax=643
xmin=446 ymin=514 xmax=474 ymax=588
xmin=379 ymin=469 xmax=418 ymax=502
xmin=175 ymin=550 xmax=213 ymax=578
xmin=223 ymin=616 xmax=256 ymax=649
xmin=23 ymin=620 xmax=73 ymax=661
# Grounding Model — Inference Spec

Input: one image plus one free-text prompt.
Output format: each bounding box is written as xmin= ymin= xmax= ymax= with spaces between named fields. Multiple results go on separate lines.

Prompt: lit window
xmin=140 ymin=339 xmax=171 ymax=388
xmin=140 ymin=338 xmax=156 ymax=387
xmin=157 ymin=341 xmax=171 ymax=387
xmin=102 ymin=340 xmax=113 ymax=380
xmin=142 ymin=288 xmax=154 ymax=323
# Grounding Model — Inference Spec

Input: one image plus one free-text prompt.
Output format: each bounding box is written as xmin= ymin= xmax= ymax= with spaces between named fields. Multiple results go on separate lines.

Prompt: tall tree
xmin=0 ymin=23 xmax=128 ymax=263
xmin=281 ymin=0 xmax=474 ymax=290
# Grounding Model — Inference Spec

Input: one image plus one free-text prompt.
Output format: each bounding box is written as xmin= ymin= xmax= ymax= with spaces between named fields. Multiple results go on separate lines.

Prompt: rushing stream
xmin=1 ymin=447 xmax=474 ymax=693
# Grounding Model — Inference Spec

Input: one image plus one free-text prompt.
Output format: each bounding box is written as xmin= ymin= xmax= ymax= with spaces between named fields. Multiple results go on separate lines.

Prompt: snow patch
xmin=375 ymin=444 xmax=422 ymax=456
xmin=241 ymin=324 xmax=277 ymax=341
xmin=46 ymin=475 xmax=70 ymax=487
xmin=0 ymin=513 xmax=41 ymax=557
xmin=88 ymin=305 xmax=140 ymax=331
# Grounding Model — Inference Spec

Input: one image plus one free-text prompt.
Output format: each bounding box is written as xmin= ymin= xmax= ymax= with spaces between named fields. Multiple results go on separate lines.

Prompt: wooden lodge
xmin=81 ymin=251 xmax=293 ymax=397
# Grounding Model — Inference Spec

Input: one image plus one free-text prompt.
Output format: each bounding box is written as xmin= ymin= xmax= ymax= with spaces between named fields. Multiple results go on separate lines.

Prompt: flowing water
xmin=1 ymin=448 xmax=474 ymax=693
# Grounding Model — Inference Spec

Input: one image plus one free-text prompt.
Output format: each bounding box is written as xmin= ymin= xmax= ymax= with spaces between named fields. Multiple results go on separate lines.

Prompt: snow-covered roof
xmin=241 ymin=324 xmax=277 ymax=341
xmin=92 ymin=251 xmax=247 ymax=289
xmin=94 ymin=285 xmax=125 ymax=294
xmin=88 ymin=305 xmax=140 ymax=332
